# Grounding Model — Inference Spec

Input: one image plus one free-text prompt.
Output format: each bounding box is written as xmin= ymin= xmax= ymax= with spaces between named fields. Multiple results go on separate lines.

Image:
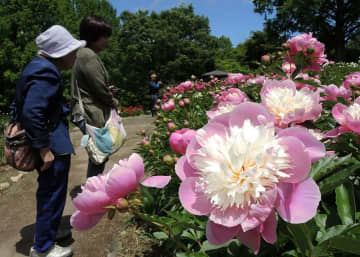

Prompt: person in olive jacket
xmin=71 ymin=15 xmax=118 ymax=178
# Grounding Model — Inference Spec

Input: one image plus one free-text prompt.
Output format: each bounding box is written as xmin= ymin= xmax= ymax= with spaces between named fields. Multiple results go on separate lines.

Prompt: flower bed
xmin=73 ymin=33 xmax=360 ymax=256
xmin=119 ymin=105 xmax=144 ymax=117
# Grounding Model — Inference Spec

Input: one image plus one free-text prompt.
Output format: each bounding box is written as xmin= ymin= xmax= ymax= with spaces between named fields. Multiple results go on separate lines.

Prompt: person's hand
xmin=109 ymin=85 xmax=120 ymax=95
xmin=158 ymin=81 xmax=163 ymax=85
xmin=40 ymin=147 xmax=55 ymax=171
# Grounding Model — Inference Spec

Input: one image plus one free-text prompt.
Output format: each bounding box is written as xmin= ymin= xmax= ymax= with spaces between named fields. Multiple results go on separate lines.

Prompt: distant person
xmin=71 ymin=15 xmax=118 ymax=178
xmin=10 ymin=25 xmax=85 ymax=257
xmin=149 ymin=73 xmax=162 ymax=116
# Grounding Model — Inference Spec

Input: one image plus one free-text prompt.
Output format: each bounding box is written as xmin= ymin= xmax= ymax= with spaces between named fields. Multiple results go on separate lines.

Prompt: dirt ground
xmin=0 ymin=115 xmax=159 ymax=257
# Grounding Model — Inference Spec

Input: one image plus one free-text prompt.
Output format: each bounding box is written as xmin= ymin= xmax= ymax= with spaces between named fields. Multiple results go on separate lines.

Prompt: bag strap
xmin=75 ymin=80 xmax=85 ymax=116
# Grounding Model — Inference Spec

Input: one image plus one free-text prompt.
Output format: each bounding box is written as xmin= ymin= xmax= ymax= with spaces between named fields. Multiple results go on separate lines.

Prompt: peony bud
xmin=163 ymin=154 xmax=174 ymax=165
xmin=261 ymin=55 xmax=271 ymax=64
xmin=115 ymin=198 xmax=128 ymax=209
xmin=178 ymin=100 xmax=185 ymax=107
xmin=168 ymin=122 xmax=176 ymax=131
xmin=184 ymin=120 xmax=189 ymax=127
xmin=183 ymin=98 xmax=190 ymax=105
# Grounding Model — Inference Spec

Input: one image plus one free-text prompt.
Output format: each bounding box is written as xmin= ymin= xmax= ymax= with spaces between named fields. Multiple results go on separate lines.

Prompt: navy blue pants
xmin=34 ymin=155 xmax=70 ymax=252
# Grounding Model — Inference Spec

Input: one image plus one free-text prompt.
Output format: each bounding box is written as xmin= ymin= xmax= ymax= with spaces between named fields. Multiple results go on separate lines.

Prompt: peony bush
xmin=73 ymin=33 xmax=360 ymax=256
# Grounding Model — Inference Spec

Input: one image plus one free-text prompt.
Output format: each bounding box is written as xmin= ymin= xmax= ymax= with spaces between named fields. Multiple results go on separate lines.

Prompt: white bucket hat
xmin=36 ymin=25 xmax=86 ymax=58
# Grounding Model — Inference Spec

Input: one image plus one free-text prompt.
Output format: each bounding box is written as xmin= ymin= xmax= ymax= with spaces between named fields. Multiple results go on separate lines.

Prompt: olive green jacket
xmin=71 ymin=47 xmax=117 ymax=128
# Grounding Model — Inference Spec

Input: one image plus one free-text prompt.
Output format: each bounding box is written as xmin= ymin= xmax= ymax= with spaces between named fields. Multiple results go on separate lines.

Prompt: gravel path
xmin=0 ymin=115 xmax=155 ymax=257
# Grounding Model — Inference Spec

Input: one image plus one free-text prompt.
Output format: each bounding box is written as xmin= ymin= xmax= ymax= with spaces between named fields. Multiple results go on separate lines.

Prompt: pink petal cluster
xmin=320 ymin=84 xmax=352 ymax=103
xmin=169 ymin=128 xmax=197 ymax=155
xmin=261 ymin=79 xmax=322 ymax=127
xmin=215 ymin=88 xmax=249 ymax=105
xmin=343 ymin=72 xmax=360 ymax=88
xmin=207 ymin=88 xmax=249 ymax=119
xmin=282 ymin=62 xmax=296 ymax=74
xmin=161 ymin=99 xmax=175 ymax=112
xmin=284 ymin=33 xmax=328 ymax=72
xmin=176 ymin=103 xmax=324 ymax=254
xmin=71 ymin=153 xmax=171 ymax=231
xmin=225 ymin=73 xmax=245 ymax=84
xmin=176 ymin=81 xmax=194 ymax=92
xmin=326 ymin=96 xmax=360 ymax=137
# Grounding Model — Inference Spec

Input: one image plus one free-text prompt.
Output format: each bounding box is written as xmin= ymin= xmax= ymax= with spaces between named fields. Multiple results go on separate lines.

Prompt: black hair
xmin=80 ymin=15 xmax=112 ymax=45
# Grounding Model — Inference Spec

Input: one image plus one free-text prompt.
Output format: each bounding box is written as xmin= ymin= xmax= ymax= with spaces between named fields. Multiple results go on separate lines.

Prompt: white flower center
xmin=347 ymin=103 xmax=360 ymax=119
xmin=193 ymin=120 xmax=291 ymax=210
xmin=265 ymin=87 xmax=314 ymax=120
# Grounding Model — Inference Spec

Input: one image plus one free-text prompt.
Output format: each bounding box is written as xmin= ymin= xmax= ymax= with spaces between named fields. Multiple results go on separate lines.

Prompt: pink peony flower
xmin=261 ymin=79 xmax=322 ymax=127
xmin=161 ymin=99 xmax=175 ymax=112
xmin=343 ymin=72 xmax=360 ymax=88
xmin=215 ymin=88 xmax=249 ymax=105
xmin=225 ymin=73 xmax=245 ymax=84
xmin=183 ymin=98 xmax=190 ymax=105
xmin=326 ymin=96 xmax=360 ymax=137
xmin=320 ymin=84 xmax=352 ymax=103
xmin=169 ymin=128 xmax=197 ymax=155
xmin=207 ymin=88 xmax=249 ymax=119
xmin=285 ymin=33 xmax=328 ymax=72
xmin=71 ymin=153 xmax=171 ymax=231
xmin=175 ymin=102 xmax=323 ymax=254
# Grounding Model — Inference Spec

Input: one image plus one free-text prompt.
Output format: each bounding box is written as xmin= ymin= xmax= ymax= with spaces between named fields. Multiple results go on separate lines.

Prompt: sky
xmin=108 ymin=0 xmax=266 ymax=46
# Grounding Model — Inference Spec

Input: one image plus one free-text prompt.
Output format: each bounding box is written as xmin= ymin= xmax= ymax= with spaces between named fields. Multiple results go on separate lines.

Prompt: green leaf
xmin=329 ymin=235 xmax=360 ymax=255
xmin=335 ymin=182 xmax=356 ymax=225
xmin=286 ymin=223 xmax=313 ymax=256
xmin=318 ymin=163 xmax=360 ymax=195
xmin=309 ymin=154 xmax=351 ymax=182
xmin=140 ymin=185 xmax=155 ymax=213
xmin=107 ymin=209 xmax=116 ymax=220
xmin=314 ymin=213 xmax=327 ymax=232
xmin=317 ymin=224 xmax=360 ymax=244
xmin=153 ymin=231 xmax=169 ymax=240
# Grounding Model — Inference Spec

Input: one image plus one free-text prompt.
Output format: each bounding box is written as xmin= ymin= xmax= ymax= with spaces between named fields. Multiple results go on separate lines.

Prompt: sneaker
xmin=29 ymin=245 xmax=73 ymax=257
xmin=55 ymin=227 xmax=72 ymax=242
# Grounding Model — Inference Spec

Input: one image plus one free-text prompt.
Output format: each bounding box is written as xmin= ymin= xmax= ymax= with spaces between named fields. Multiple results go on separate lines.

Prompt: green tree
xmin=116 ymin=5 xmax=218 ymax=103
xmin=253 ymin=0 xmax=360 ymax=61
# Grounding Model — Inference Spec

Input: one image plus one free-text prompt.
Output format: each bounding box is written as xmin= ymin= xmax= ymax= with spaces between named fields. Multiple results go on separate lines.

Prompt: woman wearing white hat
xmin=10 ymin=25 xmax=85 ymax=257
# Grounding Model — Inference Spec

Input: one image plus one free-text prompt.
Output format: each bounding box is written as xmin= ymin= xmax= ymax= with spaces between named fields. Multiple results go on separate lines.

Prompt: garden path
xmin=0 ymin=115 xmax=156 ymax=257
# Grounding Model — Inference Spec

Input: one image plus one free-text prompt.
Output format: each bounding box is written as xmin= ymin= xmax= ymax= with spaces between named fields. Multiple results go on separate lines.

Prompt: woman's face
xmin=92 ymin=36 xmax=109 ymax=53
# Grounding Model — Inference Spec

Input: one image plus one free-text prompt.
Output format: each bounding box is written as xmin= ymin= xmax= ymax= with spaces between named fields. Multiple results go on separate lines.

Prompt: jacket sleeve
xmin=80 ymin=54 xmax=117 ymax=107
xmin=21 ymin=71 xmax=59 ymax=149
xmin=149 ymin=81 xmax=159 ymax=90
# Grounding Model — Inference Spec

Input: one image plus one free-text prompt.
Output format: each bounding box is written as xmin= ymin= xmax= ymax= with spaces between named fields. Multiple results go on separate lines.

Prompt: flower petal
xmin=70 ymin=210 xmax=105 ymax=231
xmin=72 ymin=189 xmax=111 ymax=214
xmin=278 ymin=127 xmax=325 ymax=163
xmin=175 ymin=156 xmax=199 ymax=180
xmin=236 ymin=227 xmax=261 ymax=255
xmin=278 ymin=136 xmax=311 ymax=183
xmin=123 ymin=153 xmax=145 ymax=181
xmin=105 ymin=166 xmax=138 ymax=200
xmin=332 ymin=103 xmax=347 ymax=125
xmin=260 ymin=210 xmax=277 ymax=244
xmin=229 ymin=102 xmax=274 ymax=128
xmin=276 ymin=178 xmax=321 ymax=223
xmin=209 ymin=205 xmax=248 ymax=228
xmin=141 ymin=176 xmax=171 ymax=188
xmin=206 ymin=221 xmax=241 ymax=245
xmin=241 ymin=188 xmax=277 ymax=232
xmin=179 ymin=177 xmax=212 ymax=215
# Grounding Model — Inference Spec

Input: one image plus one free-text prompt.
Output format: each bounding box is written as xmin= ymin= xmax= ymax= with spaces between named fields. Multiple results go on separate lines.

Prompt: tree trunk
xmin=335 ymin=0 xmax=346 ymax=61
